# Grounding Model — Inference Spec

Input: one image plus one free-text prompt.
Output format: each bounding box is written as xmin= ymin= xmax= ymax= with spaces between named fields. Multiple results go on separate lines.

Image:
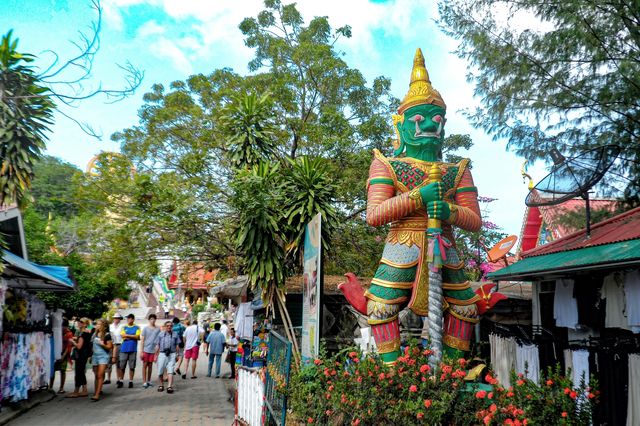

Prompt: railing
xmin=265 ymin=331 xmax=292 ymax=426
xmin=236 ymin=367 xmax=265 ymax=426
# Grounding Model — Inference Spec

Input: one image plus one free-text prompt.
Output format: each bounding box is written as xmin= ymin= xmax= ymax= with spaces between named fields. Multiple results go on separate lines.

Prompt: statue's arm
xmin=448 ymin=167 xmax=482 ymax=232
xmin=365 ymin=157 xmax=421 ymax=227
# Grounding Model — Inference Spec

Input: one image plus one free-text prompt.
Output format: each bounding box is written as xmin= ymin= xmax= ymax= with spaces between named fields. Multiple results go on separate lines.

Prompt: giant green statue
xmin=339 ymin=49 xmax=487 ymax=364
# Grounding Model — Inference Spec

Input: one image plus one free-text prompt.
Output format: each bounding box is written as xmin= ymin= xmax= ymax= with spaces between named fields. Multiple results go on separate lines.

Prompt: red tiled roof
xmin=516 ymin=199 xmax=617 ymax=257
xmin=522 ymin=206 xmax=640 ymax=258
xmin=168 ymin=263 xmax=219 ymax=290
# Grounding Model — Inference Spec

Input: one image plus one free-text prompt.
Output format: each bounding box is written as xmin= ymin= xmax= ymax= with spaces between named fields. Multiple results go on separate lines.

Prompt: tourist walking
xmin=67 ymin=318 xmax=92 ymax=398
xmin=226 ymin=328 xmax=239 ymax=379
xmin=106 ymin=313 xmax=123 ymax=384
xmin=205 ymin=323 xmax=226 ymax=378
xmin=117 ymin=313 xmax=140 ymax=388
xmin=91 ymin=318 xmax=113 ymax=401
xmin=140 ymin=314 xmax=161 ymax=388
xmin=181 ymin=319 xmax=203 ymax=379
xmin=155 ymin=321 xmax=180 ymax=394
xmin=172 ymin=317 xmax=186 ymax=375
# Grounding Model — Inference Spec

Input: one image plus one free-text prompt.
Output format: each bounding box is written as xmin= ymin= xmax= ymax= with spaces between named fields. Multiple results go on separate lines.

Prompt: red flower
xmin=349 ymin=351 xmax=357 ymax=358
xmin=546 ymin=379 xmax=553 ymax=386
xmin=307 ymin=417 xmax=314 ymax=423
xmin=476 ymin=390 xmax=487 ymax=399
xmin=421 ymin=377 xmax=427 ymax=382
xmin=424 ymin=399 xmax=432 ymax=408
xmin=516 ymin=379 xmax=525 ymax=386
xmin=409 ymin=385 xmax=418 ymax=392
xmin=483 ymin=415 xmax=492 ymax=425
xmin=489 ymin=403 xmax=497 ymax=413
xmin=314 ymin=359 xmax=322 ymax=365
xmin=328 ymin=385 xmax=334 ymax=391
xmin=378 ymin=373 xmax=385 ymax=380
xmin=561 ymin=412 xmax=568 ymax=418
xmin=330 ymin=370 xmax=337 ymax=376
xmin=442 ymin=365 xmax=453 ymax=374
xmin=588 ymin=392 xmax=595 ymax=399
xmin=353 ymin=358 xmax=360 ymax=363
xmin=325 ymin=410 xmax=332 ymax=416
xmin=416 ymin=412 xmax=424 ymax=419
xmin=352 ymin=419 xmax=360 ymax=426
xmin=507 ymin=391 xmax=514 ymax=397
xmin=504 ymin=419 xmax=514 ymax=425
xmin=423 ymin=349 xmax=433 ymax=356
xmin=563 ymin=387 xmax=571 ymax=394
xmin=569 ymin=391 xmax=577 ymax=400
xmin=420 ymin=364 xmax=430 ymax=374
xmin=457 ymin=358 xmax=467 ymax=367
xmin=357 ymin=376 xmax=362 ymax=383
xmin=341 ymin=394 xmax=347 ymax=404
xmin=488 ymin=392 xmax=494 ymax=399
xmin=526 ymin=394 xmax=532 ymax=399
xmin=485 ymin=373 xmax=498 ymax=385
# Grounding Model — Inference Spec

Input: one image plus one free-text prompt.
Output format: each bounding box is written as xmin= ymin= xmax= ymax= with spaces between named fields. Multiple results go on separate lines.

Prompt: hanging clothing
xmin=564 ymin=349 xmax=573 ymax=377
xmin=593 ymin=349 xmax=628 ymax=426
xmin=571 ymin=349 xmax=590 ymax=387
xmin=532 ymin=282 xmax=541 ymax=334
xmin=235 ymin=302 xmax=254 ymax=341
xmin=51 ymin=310 xmax=63 ymax=361
xmin=624 ymin=271 xmax=640 ymax=333
xmin=627 ymin=354 xmax=640 ymax=426
xmin=515 ymin=343 xmax=540 ymax=384
xmin=601 ymin=273 xmax=629 ymax=330
xmin=0 ymin=279 xmax=7 ymax=337
xmin=489 ymin=333 xmax=516 ymax=388
xmin=554 ymin=279 xmax=578 ymax=329
xmin=574 ymin=277 xmax=604 ymax=328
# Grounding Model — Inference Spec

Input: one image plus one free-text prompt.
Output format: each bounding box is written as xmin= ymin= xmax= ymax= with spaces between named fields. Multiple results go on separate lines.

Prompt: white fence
xmin=236 ymin=367 xmax=265 ymax=426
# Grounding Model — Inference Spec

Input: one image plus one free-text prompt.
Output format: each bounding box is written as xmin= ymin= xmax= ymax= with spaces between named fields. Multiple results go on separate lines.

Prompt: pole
xmin=584 ymin=191 xmax=591 ymax=239
xmin=427 ymin=163 xmax=444 ymax=369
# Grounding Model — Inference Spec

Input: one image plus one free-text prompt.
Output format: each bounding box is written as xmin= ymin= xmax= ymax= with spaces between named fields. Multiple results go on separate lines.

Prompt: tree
xmin=439 ymin=0 xmax=640 ymax=203
xmin=0 ymin=31 xmax=54 ymax=207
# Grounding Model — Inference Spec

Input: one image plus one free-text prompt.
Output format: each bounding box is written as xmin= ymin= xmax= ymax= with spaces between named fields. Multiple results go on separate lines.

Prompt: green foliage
xmin=288 ymin=345 xmax=597 ymax=425
xmin=231 ymin=161 xmax=287 ymax=291
xmin=0 ymin=31 xmax=54 ymax=207
xmin=192 ymin=303 xmax=206 ymax=316
xmin=220 ymin=92 xmax=278 ymax=168
xmin=439 ymin=0 xmax=640 ymax=203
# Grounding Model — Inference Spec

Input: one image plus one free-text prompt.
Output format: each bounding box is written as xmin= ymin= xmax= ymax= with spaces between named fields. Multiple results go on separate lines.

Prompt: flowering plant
xmin=287 ymin=345 xmax=597 ymax=425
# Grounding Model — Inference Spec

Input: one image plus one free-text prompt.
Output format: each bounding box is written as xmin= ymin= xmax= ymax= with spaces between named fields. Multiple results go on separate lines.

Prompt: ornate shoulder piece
xmin=454 ymin=159 xmax=477 ymax=194
xmin=368 ymin=149 xmax=397 ymax=188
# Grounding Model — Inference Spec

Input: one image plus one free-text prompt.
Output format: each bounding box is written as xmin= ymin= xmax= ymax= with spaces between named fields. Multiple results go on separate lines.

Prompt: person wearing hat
xmin=106 ymin=313 xmax=124 ymax=385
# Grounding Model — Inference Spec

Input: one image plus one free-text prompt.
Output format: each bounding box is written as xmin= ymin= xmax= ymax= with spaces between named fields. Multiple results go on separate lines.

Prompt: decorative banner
xmin=301 ymin=213 xmax=322 ymax=363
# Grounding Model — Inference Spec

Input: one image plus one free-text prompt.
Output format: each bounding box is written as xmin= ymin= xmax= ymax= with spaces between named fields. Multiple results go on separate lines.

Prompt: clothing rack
xmin=566 ymin=335 xmax=640 ymax=352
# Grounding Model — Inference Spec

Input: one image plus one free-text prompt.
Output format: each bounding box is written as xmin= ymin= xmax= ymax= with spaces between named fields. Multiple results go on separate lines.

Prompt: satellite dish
xmin=485 ymin=235 xmax=517 ymax=268
xmin=525 ymin=145 xmax=621 ymax=237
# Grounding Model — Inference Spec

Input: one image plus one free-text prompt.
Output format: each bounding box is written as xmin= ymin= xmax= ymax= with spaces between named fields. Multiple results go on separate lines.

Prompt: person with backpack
xmin=172 ymin=317 xmax=186 ymax=375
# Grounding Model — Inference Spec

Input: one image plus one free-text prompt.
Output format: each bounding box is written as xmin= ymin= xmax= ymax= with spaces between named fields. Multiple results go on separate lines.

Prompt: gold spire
xmin=398 ymin=48 xmax=446 ymax=114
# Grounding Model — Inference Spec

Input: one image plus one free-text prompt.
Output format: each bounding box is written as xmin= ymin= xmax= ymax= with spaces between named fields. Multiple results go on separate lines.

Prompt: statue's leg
xmin=366 ymin=285 xmax=410 ymax=364
xmin=367 ymin=242 xmax=419 ymax=363
xmin=441 ymin=248 xmax=480 ymax=359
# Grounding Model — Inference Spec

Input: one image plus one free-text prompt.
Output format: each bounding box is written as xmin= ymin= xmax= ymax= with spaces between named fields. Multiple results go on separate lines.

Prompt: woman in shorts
xmin=91 ymin=319 xmax=113 ymax=401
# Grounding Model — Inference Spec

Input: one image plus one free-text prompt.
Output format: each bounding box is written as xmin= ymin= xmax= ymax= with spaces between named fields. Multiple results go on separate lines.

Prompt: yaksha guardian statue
xmin=339 ymin=48 xmax=488 ymax=364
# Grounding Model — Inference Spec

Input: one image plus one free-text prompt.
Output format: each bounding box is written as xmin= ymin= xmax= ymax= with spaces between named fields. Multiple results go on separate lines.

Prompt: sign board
xmin=301 ymin=213 xmax=322 ymax=363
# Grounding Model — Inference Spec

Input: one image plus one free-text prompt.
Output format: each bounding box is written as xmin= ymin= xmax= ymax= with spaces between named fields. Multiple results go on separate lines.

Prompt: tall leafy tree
xmin=0 ymin=31 xmax=54 ymax=207
xmin=439 ymin=0 xmax=640 ymax=203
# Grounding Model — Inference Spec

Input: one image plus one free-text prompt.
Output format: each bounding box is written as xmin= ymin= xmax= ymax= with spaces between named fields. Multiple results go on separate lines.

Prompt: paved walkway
xmin=8 ymin=352 xmax=235 ymax=426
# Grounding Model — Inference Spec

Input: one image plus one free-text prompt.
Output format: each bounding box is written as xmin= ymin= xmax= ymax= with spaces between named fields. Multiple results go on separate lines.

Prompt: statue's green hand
xmin=427 ymin=201 xmax=450 ymax=221
xmin=419 ymin=182 xmax=443 ymax=205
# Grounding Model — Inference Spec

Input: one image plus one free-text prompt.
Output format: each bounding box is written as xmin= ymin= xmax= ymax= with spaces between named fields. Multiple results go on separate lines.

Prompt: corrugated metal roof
xmin=522 ymin=206 xmax=640 ymax=257
xmin=487 ymin=239 xmax=640 ymax=280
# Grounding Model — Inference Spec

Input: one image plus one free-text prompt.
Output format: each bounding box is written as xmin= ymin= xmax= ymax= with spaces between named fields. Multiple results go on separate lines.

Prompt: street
xmin=7 ymin=353 xmax=235 ymax=426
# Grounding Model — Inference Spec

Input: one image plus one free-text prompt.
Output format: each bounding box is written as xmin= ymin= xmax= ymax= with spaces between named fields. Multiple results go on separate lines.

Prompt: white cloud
xmin=149 ymin=37 xmax=193 ymax=74
xmin=137 ymin=20 xmax=165 ymax=37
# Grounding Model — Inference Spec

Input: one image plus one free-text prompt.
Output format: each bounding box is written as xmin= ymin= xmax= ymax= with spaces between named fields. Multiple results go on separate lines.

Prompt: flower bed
xmin=288 ymin=345 xmax=597 ymax=425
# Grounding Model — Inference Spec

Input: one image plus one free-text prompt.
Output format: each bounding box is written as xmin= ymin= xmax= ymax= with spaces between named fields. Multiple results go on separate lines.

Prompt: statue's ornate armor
xmin=365 ymin=149 xmax=482 ymax=360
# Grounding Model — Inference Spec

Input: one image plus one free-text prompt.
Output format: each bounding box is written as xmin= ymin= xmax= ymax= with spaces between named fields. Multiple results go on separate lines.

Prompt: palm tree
xmin=0 ymin=31 xmax=54 ymax=207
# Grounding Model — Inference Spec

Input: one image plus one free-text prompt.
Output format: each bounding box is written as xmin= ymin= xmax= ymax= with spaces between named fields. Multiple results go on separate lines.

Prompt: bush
xmin=192 ymin=303 xmax=206 ymax=316
xmin=287 ymin=344 xmax=597 ymax=425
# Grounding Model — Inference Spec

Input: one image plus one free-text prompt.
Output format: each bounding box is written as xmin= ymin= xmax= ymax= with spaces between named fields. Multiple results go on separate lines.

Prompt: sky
xmin=1 ymin=0 xmax=552 ymax=239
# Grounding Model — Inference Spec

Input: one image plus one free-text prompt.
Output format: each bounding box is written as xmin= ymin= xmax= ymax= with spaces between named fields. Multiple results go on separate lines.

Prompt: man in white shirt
xmin=181 ymin=320 xmax=203 ymax=379
xmin=220 ymin=320 xmax=229 ymax=339
xmin=106 ymin=313 xmax=124 ymax=384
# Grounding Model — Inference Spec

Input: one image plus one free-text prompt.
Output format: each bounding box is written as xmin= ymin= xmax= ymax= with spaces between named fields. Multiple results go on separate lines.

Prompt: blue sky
xmin=1 ymin=0 xmax=549 ymax=238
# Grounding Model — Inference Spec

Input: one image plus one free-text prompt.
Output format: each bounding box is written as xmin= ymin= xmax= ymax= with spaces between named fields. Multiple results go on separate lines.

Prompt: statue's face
xmin=396 ymin=104 xmax=446 ymax=154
